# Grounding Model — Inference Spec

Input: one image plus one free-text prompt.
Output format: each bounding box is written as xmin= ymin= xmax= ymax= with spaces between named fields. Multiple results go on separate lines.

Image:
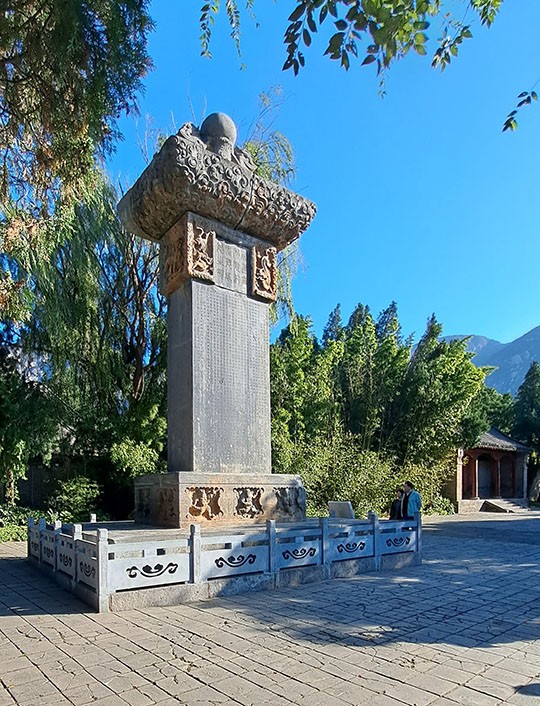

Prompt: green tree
xmin=461 ymin=384 xmax=515 ymax=447
xmin=200 ymin=1 xmax=503 ymax=76
xmin=12 ymin=173 xmax=167 ymax=505
xmin=0 ymin=0 xmax=152 ymax=211
xmin=0 ymin=348 xmax=56 ymax=503
xmin=384 ymin=315 xmax=486 ymax=464
xmin=514 ymin=361 xmax=540 ymax=449
xmin=322 ymin=303 xmax=343 ymax=347
xmin=513 ymin=361 xmax=540 ymax=498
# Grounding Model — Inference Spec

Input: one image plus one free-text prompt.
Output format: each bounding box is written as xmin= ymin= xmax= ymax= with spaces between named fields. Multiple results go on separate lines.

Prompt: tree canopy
xmin=270 ymin=303 xmax=487 ymax=516
xmin=200 ymin=0 xmax=503 ymax=75
xmin=1 ymin=0 xmax=153 ymax=317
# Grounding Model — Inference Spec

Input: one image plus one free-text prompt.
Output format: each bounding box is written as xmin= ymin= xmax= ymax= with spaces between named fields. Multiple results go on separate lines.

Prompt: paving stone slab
xmin=2 ymin=515 xmax=540 ymax=705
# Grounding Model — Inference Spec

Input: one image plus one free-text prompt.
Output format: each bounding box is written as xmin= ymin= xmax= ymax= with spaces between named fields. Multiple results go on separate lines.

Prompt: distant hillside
xmin=443 ymin=326 xmax=540 ymax=396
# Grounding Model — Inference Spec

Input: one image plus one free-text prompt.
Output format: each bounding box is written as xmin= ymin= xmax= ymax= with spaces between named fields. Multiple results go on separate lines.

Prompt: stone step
xmin=482 ymin=498 xmax=530 ymax=514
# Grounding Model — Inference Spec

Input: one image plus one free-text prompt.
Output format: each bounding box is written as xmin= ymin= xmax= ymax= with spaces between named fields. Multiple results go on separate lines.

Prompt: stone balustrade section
xmin=28 ymin=514 xmax=422 ymax=613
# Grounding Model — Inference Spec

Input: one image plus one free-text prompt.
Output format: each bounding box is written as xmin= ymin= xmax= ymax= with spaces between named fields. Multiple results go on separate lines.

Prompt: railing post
xmin=319 ymin=517 xmax=330 ymax=566
xmin=27 ymin=517 xmax=34 ymax=558
xmin=89 ymin=513 xmax=97 ymax=523
xmin=266 ymin=520 xmax=276 ymax=575
xmin=71 ymin=523 xmax=82 ymax=589
xmin=414 ymin=511 xmax=422 ymax=566
xmin=369 ymin=511 xmax=381 ymax=571
xmin=53 ymin=520 xmax=62 ymax=573
xmin=38 ymin=518 xmax=46 ymax=565
xmin=96 ymin=528 xmax=109 ymax=613
xmin=190 ymin=524 xmax=201 ymax=584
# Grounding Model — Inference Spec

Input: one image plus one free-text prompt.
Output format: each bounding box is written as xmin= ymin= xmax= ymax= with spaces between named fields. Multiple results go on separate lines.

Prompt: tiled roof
xmin=471 ymin=427 xmax=530 ymax=452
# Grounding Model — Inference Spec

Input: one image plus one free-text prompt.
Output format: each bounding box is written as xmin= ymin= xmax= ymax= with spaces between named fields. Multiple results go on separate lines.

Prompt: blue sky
xmin=108 ymin=1 xmax=540 ymax=344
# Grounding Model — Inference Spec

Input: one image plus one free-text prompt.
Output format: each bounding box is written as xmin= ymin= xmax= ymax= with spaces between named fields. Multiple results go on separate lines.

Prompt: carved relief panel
xmin=160 ymin=213 xmax=215 ymax=295
xmin=251 ymin=244 xmax=277 ymax=301
xmin=186 ymin=486 xmax=223 ymax=521
xmin=234 ymin=487 xmax=264 ymax=518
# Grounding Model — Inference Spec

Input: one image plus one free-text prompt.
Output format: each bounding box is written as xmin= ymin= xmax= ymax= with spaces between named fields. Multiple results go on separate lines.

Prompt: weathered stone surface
xmin=117 ymin=121 xmax=316 ymax=250
xmin=116 ymin=114 xmax=315 ymax=527
xmin=163 ymin=213 xmax=273 ymax=485
xmin=133 ymin=472 xmax=306 ymax=527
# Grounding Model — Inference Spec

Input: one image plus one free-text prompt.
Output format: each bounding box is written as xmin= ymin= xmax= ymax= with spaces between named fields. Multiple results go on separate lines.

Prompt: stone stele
xmin=118 ymin=113 xmax=316 ymax=527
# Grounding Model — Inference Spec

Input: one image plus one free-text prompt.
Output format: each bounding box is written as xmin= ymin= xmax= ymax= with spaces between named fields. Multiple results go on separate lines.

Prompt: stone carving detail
xmin=215 ymin=554 xmax=256 ymax=568
xmin=190 ymin=225 xmax=214 ymax=280
xmin=386 ymin=537 xmax=411 ymax=548
xmin=117 ymin=121 xmax=316 ymax=250
xmin=43 ymin=545 xmax=54 ymax=559
xmin=160 ymin=214 xmax=215 ymax=295
xmin=251 ymin=245 xmax=277 ymax=301
xmin=187 ymin=487 xmax=223 ymax=520
xmin=59 ymin=552 xmax=73 ymax=567
xmin=157 ymin=488 xmax=177 ymax=526
xmin=337 ymin=541 xmax=366 ymax=554
xmin=234 ymin=487 xmax=264 ymax=518
xmin=273 ymin=486 xmax=304 ymax=520
xmin=282 ymin=547 xmax=316 ymax=561
xmin=126 ymin=562 xmax=178 ymax=579
xmin=135 ymin=487 xmax=151 ymax=521
xmin=79 ymin=561 xmax=96 ymax=579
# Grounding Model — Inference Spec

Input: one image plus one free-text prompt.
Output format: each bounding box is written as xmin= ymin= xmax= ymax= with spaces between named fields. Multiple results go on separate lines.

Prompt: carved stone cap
xmin=117 ymin=118 xmax=316 ymax=251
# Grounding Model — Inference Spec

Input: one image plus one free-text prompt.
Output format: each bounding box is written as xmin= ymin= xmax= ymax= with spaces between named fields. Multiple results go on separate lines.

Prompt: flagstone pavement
xmin=1 ymin=512 xmax=540 ymax=706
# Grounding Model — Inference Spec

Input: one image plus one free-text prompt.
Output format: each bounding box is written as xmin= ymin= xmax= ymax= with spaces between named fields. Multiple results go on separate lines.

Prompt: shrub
xmin=280 ymin=432 xmax=400 ymax=518
xmin=0 ymin=525 xmax=27 ymax=542
xmin=424 ymin=494 xmax=455 ymax=515
xmin=50 ymin=477 xmax=102 ymax=522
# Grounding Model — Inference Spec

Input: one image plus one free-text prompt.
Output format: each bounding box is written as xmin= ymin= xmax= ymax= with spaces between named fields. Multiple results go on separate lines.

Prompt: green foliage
xmin=271 ymin=302 xmax=486 ymax=514
xmin=399 ymin=460 xmax=455 ymax=513
xmin=199 ymin=1 xmax=502 ymax=77
xmin=0 ymin=348 xmax=56 ymax=503
xmin=0 ymin=1 xmax=153 ymax=313
xmin=50 ymin=477 xmax=101 ymax=523
xmin=201 ymin=2 xmax=534 ymax=128
xmin=23 ymin=175 xmax=166 ymax=473
xmin=424 ymin=494 xmax=455 ymax=515
xmin=298 ymin=435 xmax=399 ymax=518
xmin=0 ymin=502 xmax=54 ymax=542
xmin=2 ymin=173 xmax=167 ymax=510
xmin=0 ymin=502 xmax=34 ymax=527
xmin=461 ymin=384 xmax=514 ymax=446
xmin=503 ymin=89 xmax=538 ymax=132
xmin=514 ymin=361 xmax=540 ymax=449
xmin=0 ymin=526 xmax=27 ymax=542
xmin=513 ymin=361 xmax=540 ymax=494
xmin=110 ymin=438 xmax=163 ymax=478
xmin=385 ymin=316 xmax=485 ymax=465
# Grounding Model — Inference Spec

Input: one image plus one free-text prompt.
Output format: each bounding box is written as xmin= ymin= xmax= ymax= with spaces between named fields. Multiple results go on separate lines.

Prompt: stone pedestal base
xmin=134 ymin=472 xmax=306 ymax=527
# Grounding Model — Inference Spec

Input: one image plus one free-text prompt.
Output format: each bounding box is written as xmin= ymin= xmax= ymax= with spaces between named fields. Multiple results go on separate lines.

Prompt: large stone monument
xmin=118 ymin=113 xmax=316 ymax=527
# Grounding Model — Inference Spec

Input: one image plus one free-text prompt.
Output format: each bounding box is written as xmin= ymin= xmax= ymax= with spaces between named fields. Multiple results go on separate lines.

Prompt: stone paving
xmin=1 ymin=513 xmax=540 ymax=706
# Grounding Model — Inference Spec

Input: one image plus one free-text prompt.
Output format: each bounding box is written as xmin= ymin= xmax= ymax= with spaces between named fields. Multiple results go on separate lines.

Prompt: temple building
xmin=449 ymin=428 xmax=530 ymax=513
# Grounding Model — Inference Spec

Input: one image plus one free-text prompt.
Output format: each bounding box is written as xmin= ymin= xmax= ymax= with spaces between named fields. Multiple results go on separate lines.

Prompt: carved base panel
xmin=134 ymin=472 xmax=306 ymax=528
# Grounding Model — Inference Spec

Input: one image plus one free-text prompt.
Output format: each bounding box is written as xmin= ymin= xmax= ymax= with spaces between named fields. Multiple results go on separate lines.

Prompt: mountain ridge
xmin=443 ymin=326 xmax=540 ymax=396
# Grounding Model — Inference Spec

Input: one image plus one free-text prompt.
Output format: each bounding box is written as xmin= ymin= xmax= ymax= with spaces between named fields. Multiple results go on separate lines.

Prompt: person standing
xmin=402 ymin=481 xmax=422 ymax=519
xmin=389 ymin=488 xmax=404 ymax=520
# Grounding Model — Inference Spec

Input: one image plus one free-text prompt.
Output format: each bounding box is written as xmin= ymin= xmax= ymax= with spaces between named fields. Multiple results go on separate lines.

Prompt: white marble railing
xmin=28 ymin=513 xmax=421 ymax=612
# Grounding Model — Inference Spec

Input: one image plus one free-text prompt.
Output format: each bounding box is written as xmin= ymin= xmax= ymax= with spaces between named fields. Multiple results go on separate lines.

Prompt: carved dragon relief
xmin=251 ymin=245 xmax=277 ymax=301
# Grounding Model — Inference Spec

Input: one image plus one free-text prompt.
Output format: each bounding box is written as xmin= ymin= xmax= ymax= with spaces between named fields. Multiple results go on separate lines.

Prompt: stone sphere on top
xmin=200 ymin=113 xmax=237 ymax=158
